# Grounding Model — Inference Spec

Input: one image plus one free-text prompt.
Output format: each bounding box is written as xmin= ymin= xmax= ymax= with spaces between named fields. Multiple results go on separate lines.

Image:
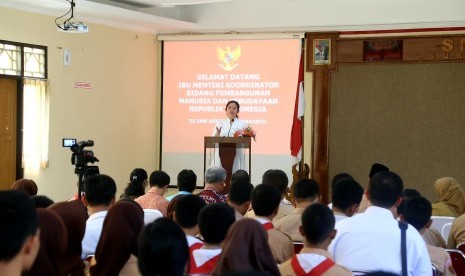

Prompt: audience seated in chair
xmin=448 ymin=211 xmax=465 ymax=248
xmin=249 ymin=183 xmax=294 ymax=264
xmin=275 ymin=178 xmax=320 ymax=242
xmin=227 ymin=180 xmax=253 ymax=220
xmin=188 ymin=203 xmax=236 ymax=275
xmin=198 ymin=166 xmax=228 ymax=204
xmin=166 ymin=169 xmax=197 ymax=201
xmin=81 ymin=174 xmax=117 ymax=259
xmin=48 ymin=199 xmax=88 ymax=276
xmin=327 ymin=172 xmax=355 ymax=209
xmin=331 ymin=179 xmax=363 ymax=222
xmin=397 ymin=188 xmax=446 ymax=248
xmin=28 ymin=208 xmax=67 ymax=276
xmin=245 ymin=169 xmax=293 ymax=221
xmin=135 ymin=170 xmax=170 ymax=216
xmin=90 ymin=199 xmax=145 ymax=276
xmin=119 ymin=168 xmax=148 ymax=201
xmin=173 ymin=194 xmax=206 ymax=250
xmin=400 ymin=195 xmax=456 ymax=275
xmin=279 ymin=203 xmax=352 ymax=276
xmin=138 ymin=218 xmax=189 ymax=276
xmin=328 ymin=171 xmax=431 ymax=275
xmin=0 ymin=190 xmax=40 ymax=276
xmin=213 ymin=218 xmax=280 ymax=275
xmin=432 ymin=177 xmax=465 ymax=217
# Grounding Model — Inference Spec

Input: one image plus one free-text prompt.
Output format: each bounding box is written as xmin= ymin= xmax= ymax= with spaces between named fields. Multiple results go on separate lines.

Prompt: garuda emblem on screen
xmin=217 ymin=46 xmax=241 ymax=71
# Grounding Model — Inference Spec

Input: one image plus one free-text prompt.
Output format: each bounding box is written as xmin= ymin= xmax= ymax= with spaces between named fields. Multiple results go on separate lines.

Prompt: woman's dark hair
xmin=122 ymin=168 xmax=147 ymax=200
xmin=225 ymin=100 xmax=240 ymax=117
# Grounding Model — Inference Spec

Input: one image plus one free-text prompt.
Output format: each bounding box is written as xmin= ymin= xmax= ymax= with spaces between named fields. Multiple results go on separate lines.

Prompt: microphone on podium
xmin=228 ymin=119 xmax=234 ymax=137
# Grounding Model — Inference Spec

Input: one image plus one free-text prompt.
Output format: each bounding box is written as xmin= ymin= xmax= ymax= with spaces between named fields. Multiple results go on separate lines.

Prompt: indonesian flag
xmin=290 ymin=52 xmax=305 ymax=165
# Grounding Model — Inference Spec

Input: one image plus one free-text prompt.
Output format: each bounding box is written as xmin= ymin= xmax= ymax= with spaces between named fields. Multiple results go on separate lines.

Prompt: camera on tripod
xmin=67 ymin=139 xmax=100 ymax=199
xmin=70 ymin=140 xmax=99 ymax=168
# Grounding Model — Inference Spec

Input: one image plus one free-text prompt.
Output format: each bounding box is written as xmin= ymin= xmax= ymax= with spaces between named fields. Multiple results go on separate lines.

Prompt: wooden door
xmin=0 ymin=78 xmax=17 ymax=190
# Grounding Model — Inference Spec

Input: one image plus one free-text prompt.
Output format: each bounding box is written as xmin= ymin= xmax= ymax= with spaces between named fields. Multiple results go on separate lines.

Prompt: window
xmin=0 ymin=40 xmax=49 ymax=172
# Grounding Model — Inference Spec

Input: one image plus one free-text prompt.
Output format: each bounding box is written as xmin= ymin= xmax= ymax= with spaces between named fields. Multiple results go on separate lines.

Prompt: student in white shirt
xmin=329 ymin=171 xmax=432 ymax=275
xmin=81 ymin=174 xmax=116 ymax=259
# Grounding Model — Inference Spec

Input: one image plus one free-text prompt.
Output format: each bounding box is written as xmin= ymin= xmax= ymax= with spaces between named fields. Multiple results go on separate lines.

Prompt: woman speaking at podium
xmin=212 ymin=100 xmax=250 ymax=189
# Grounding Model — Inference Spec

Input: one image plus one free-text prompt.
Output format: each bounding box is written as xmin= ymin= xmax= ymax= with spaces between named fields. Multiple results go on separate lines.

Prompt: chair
xmin=441 ymin=222 xmax=452 ymax=242
xmin=431 ymin=264 xmax=440 ymax=276
xmin=446 ymin=249 xmax=465 ymax=276
xmin=457 ymin=242 xmax=465 ymax=254
xmin=143 ymin=209 xmax=163 ymax=225
xmin=430 ymin=216 xmax=454 ymax=234
xmin=293 ymin=242 xmax=303 ymax=254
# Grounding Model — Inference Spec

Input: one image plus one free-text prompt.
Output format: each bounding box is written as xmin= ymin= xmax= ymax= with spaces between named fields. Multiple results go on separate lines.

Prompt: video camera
xmin=70 ymin=140 xmax=99 ymax=168
xmin=67 ymin=139 xmax=100 ymax=199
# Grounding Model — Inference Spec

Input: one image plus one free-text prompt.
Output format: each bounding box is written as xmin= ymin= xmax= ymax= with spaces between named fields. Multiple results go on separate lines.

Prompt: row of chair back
xmin=448 ymin=243 xmax=465 ymax=275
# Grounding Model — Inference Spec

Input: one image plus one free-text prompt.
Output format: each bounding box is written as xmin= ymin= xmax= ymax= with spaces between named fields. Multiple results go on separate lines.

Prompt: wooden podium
xmin=204 ymin=136 xmax=252 ymax=193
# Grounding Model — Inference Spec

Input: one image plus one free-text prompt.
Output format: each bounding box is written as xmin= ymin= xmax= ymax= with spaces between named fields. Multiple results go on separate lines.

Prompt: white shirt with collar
xmin=81 ymin=210 xmax=108 ymax=259
xmin=329 ymin=206 xmax=432 ymax=275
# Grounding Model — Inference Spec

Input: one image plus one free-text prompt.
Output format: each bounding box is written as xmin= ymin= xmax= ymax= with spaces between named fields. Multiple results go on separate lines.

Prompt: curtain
xmin=23 ymin=78 xmax=50 ymax=172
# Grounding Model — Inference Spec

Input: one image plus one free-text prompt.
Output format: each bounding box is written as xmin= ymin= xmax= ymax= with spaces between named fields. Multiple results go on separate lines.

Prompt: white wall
xmin=1 ymin=7 xmax=160 ymax=201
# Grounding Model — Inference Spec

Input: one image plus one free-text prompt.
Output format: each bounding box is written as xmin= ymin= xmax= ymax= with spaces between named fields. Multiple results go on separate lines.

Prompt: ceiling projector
xmin=57 ymin=21 xmax=89 ymax=33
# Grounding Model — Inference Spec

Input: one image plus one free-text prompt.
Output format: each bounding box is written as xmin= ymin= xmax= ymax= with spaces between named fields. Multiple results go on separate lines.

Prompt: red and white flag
xmin=290 ymin=52 xmax=305 ymax=165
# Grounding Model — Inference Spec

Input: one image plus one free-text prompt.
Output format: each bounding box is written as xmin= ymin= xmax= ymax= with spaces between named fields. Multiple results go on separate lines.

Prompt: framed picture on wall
xmin=313 ymin=38 xmax=331 ymax=65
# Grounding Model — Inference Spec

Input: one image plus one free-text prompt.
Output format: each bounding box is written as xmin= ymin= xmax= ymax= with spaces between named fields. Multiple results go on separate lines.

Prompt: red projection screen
xmin=161 ymin=38 xmax=301 ymax=186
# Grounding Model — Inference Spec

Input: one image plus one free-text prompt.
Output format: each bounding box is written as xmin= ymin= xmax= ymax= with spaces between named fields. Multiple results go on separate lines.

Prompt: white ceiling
xmin=2 ymin=0 xmax=465 ymax=34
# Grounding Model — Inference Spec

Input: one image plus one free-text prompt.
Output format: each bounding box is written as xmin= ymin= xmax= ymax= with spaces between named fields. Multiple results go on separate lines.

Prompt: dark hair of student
xmin=166 ymin=194 xmax=186 ymax=220
xmin=332 ymin=180 xmax=364 ymax=211
xmin=138 ymin=218 xmax=189 ymax=276
xmin=231 ymin=169 xmax=250 ymax=183
xmin=368 ymin=171 xmax=403 ymax=208
xmin=198 ymin=203 xmax=236 ymax=244
xmin=149 ymin=170 xmax=171 ymax=188
xmin=177 ymin=169 xmax=197 ymax=192
xmin=397 ymin=188 xmax=421 ymax=216
xmin=0 ymin=190 xmax=38 ymax=261
xmin=402 ymin=196 xmax=432 ymax=231
xmin=175 ymin=194 xmax=206 ymax=228
xmin=83 ymin=174 xmax=117 ymax=206
xmin=293 ymin=178 xmax=320 ymax=202
xmin=301 ymin=203 xmax=335 ymax=244
xmin=32 ymin=195 xmax=55 ymax=208
xmin=330 ymin=173 xmax=354 ymax=190
xmin=262 ymin=169 xmax=288 ymax=195
xmin=251 ymin=184 xmax=281 ymax=217
xmin=123 ymin=168 xmax=147 ymax=199
xmin=228 ymin=180 xmax=253 ymax=205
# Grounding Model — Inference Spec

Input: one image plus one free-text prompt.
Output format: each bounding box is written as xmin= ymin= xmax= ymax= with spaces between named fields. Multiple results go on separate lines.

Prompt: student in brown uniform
xmin=250 ymin=183 xmax=294 ymax=264
xmin=279 ymin=203 xmax=351 ymax=276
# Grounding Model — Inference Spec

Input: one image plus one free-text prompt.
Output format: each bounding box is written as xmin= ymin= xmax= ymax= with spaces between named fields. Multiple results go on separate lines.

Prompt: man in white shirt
xmin=329 ymin=171 xmax=432 ymax=275
xmin=81 ymin=174 xmax=116 ymax=259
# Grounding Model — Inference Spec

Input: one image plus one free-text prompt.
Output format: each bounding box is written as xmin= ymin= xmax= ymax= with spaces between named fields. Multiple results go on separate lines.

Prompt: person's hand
xmin=215 ymin=127 xmax=221 ymax=136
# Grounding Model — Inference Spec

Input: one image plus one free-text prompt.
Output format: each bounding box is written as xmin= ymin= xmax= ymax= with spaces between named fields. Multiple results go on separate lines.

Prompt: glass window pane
xmin=24 ymin=47 xmax=45 ymax=78
xmin=0 ymin=43 xmax=21 ymax=76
